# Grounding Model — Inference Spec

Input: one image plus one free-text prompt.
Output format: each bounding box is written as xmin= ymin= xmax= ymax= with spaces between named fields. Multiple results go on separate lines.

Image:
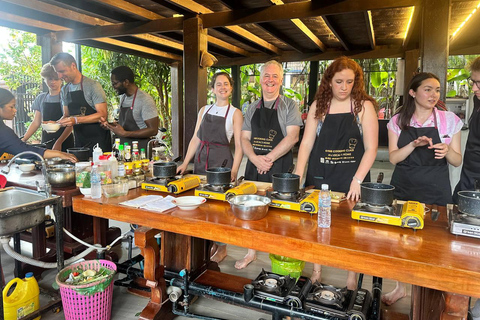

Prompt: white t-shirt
xmin=200 ymin=104 xmax=239 ymax=142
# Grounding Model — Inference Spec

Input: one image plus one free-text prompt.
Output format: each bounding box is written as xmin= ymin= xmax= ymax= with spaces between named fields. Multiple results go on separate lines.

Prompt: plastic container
xmin=269 ymin=254 xmax=305 ymax=279
xmin=3 ymin=272 xmax=40 ymax=320
xmin=108 ymin=155 xmax=118 ymax=179
xmin=97 ymin=156 xmax=112 ymax=185
xmin=92 ymin=143 xmax=103 ymax=164
xmin=75 ymin=162 xmax=91 ymax=188
xmin=318 ymin=184 xmax=331 ymax=228
xmin=56 ymin=260 xmax=116 ymax=320
xmin=102 ymin=182 xmax=129 ymax=198
xmin=90 ymin=165 xmax=102 ymax=199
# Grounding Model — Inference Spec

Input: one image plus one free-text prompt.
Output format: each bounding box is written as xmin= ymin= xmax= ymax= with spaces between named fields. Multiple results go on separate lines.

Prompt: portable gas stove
xmin=267 ymin=189 xmax=319 ymax=214
xmin=351 ymin=200 xmax=425 ymax=229
xmin=304 ymin=283 xmax=372 ymax=320
xmin=251 ymin=269 xmax=297 ymax=304
xmin=447 ymin=204 xmax=480 ymax=239
xmin=141 ymin=175 xmax=200 ymax=194
xmin=194 ymin=182 xmax=257 ymax=201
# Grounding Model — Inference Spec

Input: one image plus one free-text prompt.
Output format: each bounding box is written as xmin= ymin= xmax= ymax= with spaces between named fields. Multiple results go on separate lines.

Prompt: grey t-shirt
xmin=31 ymin=92 xmax=61 ymax=115
xmin=60 ymin=76 xmax=107 ymax=111
xmin=119 ymin=89 xmax=158 ymax=129
xmin=242 ymin=95 xmax=303 ymax=136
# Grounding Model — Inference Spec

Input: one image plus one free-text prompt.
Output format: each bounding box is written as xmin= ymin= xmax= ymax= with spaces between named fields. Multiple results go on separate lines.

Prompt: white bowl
xmin=18 ymin=163 xmax=35 ymax=173
xmin=80 ymin=187 xmax=91 ymax=197
xmin=172 ymin=196 xmax=206 ymax=210
xmin=42 ymin=123 xmax=61 ymax=133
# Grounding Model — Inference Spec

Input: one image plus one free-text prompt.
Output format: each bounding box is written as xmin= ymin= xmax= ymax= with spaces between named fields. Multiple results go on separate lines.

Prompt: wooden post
xmin=308 ymin=61 xmax=319 ymax=106
xmin=420 ymin=0 xmax=451 ymax=101
xmin=404 ymin=49 xmax=420 ymax=95
xmin=171 ymin=61 xmax=184 ymax=158
xmin=183 ymin=16 xmax=208 ymax=156
xmin=37 ymin=33 xmax=62 ymax=92
xmin=231 ymin=65 xmax=241 ymax=109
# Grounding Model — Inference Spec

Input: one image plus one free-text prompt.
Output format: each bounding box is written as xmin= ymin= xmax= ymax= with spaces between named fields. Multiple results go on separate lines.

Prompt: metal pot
xmin=457 ymin=191 xmax=480 ymax=217
xmin=272 ymin=173 xmax=300 ymax=193
xmin=47 ymin=164 xmax=76 ymax=188
xmin=360 ymin=182 xmax=395 ymax=206
xmin=67 ymin=147 xmax=90 ymax=162
xmin=206 ymin=167 xmax=231 ymax=186
xmin=153 ymin=161 xmax=177 ymax=178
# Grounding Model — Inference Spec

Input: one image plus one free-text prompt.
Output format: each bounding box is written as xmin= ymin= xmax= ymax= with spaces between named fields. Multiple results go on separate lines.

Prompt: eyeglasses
xmin=467 ymin=77 xmax=480 ymax=88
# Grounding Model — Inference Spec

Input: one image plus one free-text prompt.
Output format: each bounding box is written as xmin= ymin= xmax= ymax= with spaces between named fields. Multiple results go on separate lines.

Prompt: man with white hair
xmin=238 ymin=60 xmax=303 ymax=269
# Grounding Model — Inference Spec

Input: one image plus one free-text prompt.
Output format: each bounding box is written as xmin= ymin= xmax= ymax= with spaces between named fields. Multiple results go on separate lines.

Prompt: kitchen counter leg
xmin=411 ymin=286 xmax=469 ymax=320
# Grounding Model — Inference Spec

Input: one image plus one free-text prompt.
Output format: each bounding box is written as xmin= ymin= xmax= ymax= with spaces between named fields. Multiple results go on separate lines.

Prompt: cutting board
xmin=243 ymin=180 xmax=272 ymax=192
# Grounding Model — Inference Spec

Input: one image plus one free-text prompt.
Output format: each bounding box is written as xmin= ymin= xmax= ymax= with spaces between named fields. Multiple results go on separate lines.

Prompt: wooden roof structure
xmin=1 ymin=0 xmax=479 ymax=65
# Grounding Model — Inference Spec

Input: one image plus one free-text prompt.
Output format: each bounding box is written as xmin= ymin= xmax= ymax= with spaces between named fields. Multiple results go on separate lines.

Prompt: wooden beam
xmin=201 ymin=0 xmax=420 ymax=28
xmin=404 ymin=49 xmax=420 ymax=94
xmin=231 ymin=65 xmax=241 ymax=109
xmin=403 ymin=6 xmax=420 ymax=48
xmin=420 ymin=0 xmax=451 ymax=101
xmin=308 ymin=61 xmax=319 ymax=105
xmin=323 ymin=16 xmax=351 ymax=51
xmin=94 ymin=0 xmax=163 ymax=20
xmin=207 ymin=35 xmax=250 ymax=56
xmin=257 ymin=23 xmax=305 ymax=53
xmin=0 ymin=11 xmax=68 ymax=31
xmin=170 ymin=61 xmax=184 ymax=158
xmin=96 ymin=38 xmax=182 ymax=60
xmin=268 ymin=0 xmax=326 ymax=51
xmin=183 ymin=17 xmax=208 ymax=155
xmin=167 ymin=0 xmax=282 ymax=54
xmin=364 ymin=11 xmax=376 ymax=50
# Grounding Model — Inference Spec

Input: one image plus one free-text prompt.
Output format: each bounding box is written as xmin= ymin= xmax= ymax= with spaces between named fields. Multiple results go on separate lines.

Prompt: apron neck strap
xmin=258 ymin=96 xmax=280 ymax=110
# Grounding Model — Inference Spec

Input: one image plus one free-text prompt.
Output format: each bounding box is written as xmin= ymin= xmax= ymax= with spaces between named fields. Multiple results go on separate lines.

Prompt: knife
xmin=432 ymin=204 xmax=439 ymax=222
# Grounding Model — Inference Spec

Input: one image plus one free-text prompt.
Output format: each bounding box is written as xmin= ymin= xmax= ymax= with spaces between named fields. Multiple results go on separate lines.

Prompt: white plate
xmin=172 ymin=196 xmax=206 ymax=211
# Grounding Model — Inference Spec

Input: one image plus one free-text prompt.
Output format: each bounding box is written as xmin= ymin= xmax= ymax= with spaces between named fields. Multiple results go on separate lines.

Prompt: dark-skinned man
xmin=100 ymin=66 xmax=159 ymax=151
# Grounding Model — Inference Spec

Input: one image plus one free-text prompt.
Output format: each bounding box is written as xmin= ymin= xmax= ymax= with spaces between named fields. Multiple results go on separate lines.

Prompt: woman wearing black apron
xmin=177 ymin=72 xmax=243 ymax=263
xmin=295 ymin=57 xmax=379 ymax=289
xmin=454 ymin=59 xmax=480 ymax=202
xmin=383 ymin=73 xmax=462 ymax=306
xmin=22 ymin=64 xmax=74 ymax=151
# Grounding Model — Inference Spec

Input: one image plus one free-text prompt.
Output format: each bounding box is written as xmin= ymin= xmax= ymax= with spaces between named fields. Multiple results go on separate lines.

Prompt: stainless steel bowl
xmin=228 ymin=195 xmax=271 ymax=221
xmin=47 ymin=164 xmax=76 ymax=188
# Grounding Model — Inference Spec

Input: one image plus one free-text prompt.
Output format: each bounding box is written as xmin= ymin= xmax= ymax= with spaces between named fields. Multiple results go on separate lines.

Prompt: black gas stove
xmin=252 ymin=269 xmax=297 ymax=303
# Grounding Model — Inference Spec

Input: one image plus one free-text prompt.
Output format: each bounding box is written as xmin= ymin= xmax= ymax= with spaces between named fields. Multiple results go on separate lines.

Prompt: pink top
xmin=387 ymin=109 xmax=463 ymax=145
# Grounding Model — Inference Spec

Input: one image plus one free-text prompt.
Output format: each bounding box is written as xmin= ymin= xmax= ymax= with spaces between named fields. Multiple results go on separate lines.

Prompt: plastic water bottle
xmin=91 ymin=165 xmax=102 ymax=199
xmin=318 ymin=184 xmax=331 ymax=228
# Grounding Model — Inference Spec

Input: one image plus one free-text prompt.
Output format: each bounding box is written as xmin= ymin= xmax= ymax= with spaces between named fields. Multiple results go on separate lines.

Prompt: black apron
xmin=66 ymin=76 xmax=112 ymax=152
xmin=194 ymin=104 xmax=233 ymax=175
xmin=115 ymin=88 xmax=149 ymax=151
xmin=453 ymin=96 xmax=480 ymax=202
xmin=305 ymin=102 xmax=370 ymax=193
xmin=391 ymin=111 xmax=452 ymax=206
xmin=41 ymin=95 xmax=74 ymax=151
xmin=244 ymin=97 xmax=293 ymax=182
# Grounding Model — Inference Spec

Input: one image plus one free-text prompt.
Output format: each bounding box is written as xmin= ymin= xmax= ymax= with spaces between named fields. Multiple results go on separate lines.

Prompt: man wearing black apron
xmin=305 ymin=102 xmax=370 ymax=193
xmin=100 ymin=66 xmax=159 ymax=152
xmin=238 ymin=60 xmax=302 ymax=269
xmin=391 ymin=110 xmax=452 ymax=206
xmin=50 ymin=52 xmax=111 ymax=152
xmin=454 ymin=58 xmax=480 ymax=202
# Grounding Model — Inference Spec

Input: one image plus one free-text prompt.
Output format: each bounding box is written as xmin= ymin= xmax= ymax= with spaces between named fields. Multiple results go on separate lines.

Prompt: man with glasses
xmin=453 ymin=57 xmax=480 ymax=202
xmin=100 ymin=66 xmax=159 ymax=151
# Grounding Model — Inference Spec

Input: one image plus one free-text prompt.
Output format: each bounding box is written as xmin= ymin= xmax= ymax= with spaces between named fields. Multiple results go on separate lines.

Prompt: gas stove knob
xmin=301 ymin=202 xmax=314 ymax=212
xmin=403 ymin=216 xmax=421 ymax=228
xmin=285 ymin=297 xmax=301 ymax=308
xmin=348 ymin=312 xmax=366 ymax=320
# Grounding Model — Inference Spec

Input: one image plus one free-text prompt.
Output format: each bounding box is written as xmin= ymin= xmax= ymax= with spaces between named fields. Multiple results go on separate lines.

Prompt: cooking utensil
xmin=228 ymin=194 xmax=271 ymax=220
xmin=272 ymin=173 xmax=300 ymax=193
xmin=377 ymin=172 xmax=384 ymax=183
xmin=360 ymin=182 xmax=395 ymax=206
xmin=432 ymin=204 xmax=439 ymax=221
xmin=206 ymin=167 xmax=231 ymax=186
xmin=67 ymin=147 xmax=90 ymax=162
xmin=457 ymin=191 xmax=480 ymax=217
xmin=153 ymin=161 xmax=177 ymax=178
xmin=47 ymin=164 xmax=76 ymax=188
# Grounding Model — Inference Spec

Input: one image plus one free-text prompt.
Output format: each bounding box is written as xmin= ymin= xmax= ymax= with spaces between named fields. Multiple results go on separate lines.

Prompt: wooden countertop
xmin=72 ymin=188 xmax=480 ymax=298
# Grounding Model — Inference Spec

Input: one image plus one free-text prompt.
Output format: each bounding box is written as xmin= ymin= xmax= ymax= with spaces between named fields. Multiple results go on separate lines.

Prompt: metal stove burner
xmin=309 ymin=284 xmax=346 ymax=309
xmin=202 ymin=184 xmax=233 ymax=193
xmin=151 ymin=176 xmax=176 ymax=186
xmin=255 ymin=273 xmax=287 ymax=294
xmin=365 ymin=203 xmax=393 ymax=214
xmin=252 ymin=269 xmax=296 ymax=303
xmin=271 ymin=191 xmax=301 ymax=201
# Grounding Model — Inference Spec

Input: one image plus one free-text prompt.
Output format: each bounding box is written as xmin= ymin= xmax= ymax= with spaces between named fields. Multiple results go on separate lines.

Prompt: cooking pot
xmin=206 ymin=167 xmax=231 ymax=186
xmin=457 ymin=191 xmax=480 ymax=217
xmin=360 ymin=182 xmax=395 ymax=206
xmin=153 ymin=161 xmax=177 ymax=178
xmin=272 ymin=173 xmax=300 ymax=193
xmin=47 ymin=164 xmax=76 ymax=188
xmin=67 ymin=147 xmax=90 ymax=162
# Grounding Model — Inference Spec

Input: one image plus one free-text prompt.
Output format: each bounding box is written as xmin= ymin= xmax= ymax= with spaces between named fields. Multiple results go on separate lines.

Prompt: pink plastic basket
xmin=55 ymin=260 xmax=117 ymax=320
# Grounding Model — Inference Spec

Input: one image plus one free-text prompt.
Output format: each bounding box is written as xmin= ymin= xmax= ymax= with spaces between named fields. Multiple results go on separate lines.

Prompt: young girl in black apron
xmin=177 ymin=72 xmax=243 ymax=263
xmin=294 ymin=57 xmax=379 ymax=290
xmin=383 ymin=72 xmax=462 ymax=306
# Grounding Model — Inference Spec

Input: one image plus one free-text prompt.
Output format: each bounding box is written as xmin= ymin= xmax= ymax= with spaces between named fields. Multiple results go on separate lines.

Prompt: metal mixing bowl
xmin=228 ymin=195 xmax=271 ymax=221
xmin=47 ymin=164 xmax=76 ymax=188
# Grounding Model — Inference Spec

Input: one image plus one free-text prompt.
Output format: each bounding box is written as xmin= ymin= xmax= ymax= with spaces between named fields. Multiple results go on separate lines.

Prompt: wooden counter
xmin=73 ymin=188 xmax=480 ymax=319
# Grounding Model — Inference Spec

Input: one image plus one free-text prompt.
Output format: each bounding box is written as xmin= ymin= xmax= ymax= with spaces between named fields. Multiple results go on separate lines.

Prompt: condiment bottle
xmin=92 ymin=143 xmax=103 ymax=164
